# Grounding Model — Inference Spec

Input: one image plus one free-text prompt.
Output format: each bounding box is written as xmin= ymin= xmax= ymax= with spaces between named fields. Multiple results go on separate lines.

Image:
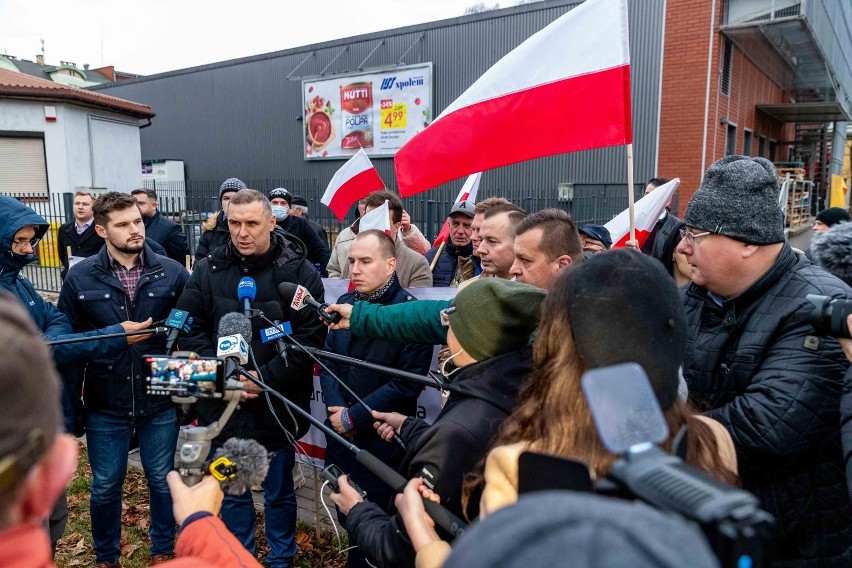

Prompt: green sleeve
xmin=350 ymin=299 xmax=450 ymax=344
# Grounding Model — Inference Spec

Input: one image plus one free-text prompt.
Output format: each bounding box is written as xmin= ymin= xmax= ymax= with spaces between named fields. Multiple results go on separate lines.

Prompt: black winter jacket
xmin=144 ymin=210 xmax=190 ymax=264
xmin=58 ymin=243 xmax=189 ymax=417
xmin=57 ymin=221 xmax=103 ymax=279
xmin=424 ymin=242 xmax=475 ymax=287
xmin=276 ymin=215 xmax=330 ymax=276
xmin=346 ymin=345 xmax=533 ymax=568
xmin=682 ymin=244 xmax=852 ymax=565
xmin=194 ymin=212 xmax=230 ymax=261
xmin=842 ymin=366 xmax=852 ymax=502
xmin=643 ymin=210 xmax=681 ymax=263
xmin=177 ymin=229 xmax=327 ymax=450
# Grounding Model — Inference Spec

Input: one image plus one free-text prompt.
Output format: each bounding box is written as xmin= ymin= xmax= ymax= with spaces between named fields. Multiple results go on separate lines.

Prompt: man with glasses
xmin=577 ymin=223 xmax=612 ymax=258
xmin=0 ymin=195 xmax=153 ymax=555
xmin=678 ymin=156 xmax=852 ymax=565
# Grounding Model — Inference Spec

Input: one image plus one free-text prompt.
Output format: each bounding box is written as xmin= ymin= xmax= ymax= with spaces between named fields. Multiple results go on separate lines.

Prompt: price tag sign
xmin=381 ymin=102 xmax=407 ymax=130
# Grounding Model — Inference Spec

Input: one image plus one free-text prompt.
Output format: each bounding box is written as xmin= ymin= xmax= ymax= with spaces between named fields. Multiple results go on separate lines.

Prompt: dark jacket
xmin=177 ymin=229 xmax=327 ymax=450
xmin=194 ymin=211 xmax=230 ymax=261
xmin=144 ymin=210 xmax=190 ymax=265
xmin=276 ymin=215 xmax=330 ymax=276
xmin=424 ymin=242 xmax=475 ymax=287
xmin=642 ymin=210 xmax=681 ymax=262
xmin=0 ymin=196 xmax=126 ymax=367
xmin=58 ymin=242 xmax=189 ymax=418
xmin=346 ymin=345 xmax=534 ymax=568
xmin=682 ymin=244 xmax=852 ymax=565
xmin=57 ymin=220 xmax=103 ymax=279
xmin=842 ymin=366 xmax=852 ymax=502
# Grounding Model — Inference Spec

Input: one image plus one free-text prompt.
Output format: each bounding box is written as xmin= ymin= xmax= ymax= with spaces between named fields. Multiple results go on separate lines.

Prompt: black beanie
xmin=684 ymin=155 xmax=784 ymax=244
xmin=815 ymin=207 xmax=850 ymax=227
xmin=443 ymin=491 xmax=717 ymax=568
xmin=565 ymin=250 xmax=686 ymax=410
xmin=268 ymin=187 xmax=292 ymax=206
xmin=219 ymin=177 xmax=247 ymax=201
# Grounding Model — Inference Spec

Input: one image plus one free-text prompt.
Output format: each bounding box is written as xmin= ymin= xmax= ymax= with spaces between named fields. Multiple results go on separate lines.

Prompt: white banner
xmin=295 ymin=279 xmax=455 ymax=467
xmin=302 ymin=63 xmax=433 ymax=160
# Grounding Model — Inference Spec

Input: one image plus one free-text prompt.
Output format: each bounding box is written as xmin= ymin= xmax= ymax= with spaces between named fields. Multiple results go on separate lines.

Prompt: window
xmin=768 ymin=140 xmax=777 ymax=162
xmin=743 ymin=130 xmax=752 ymax=156
xmin=726 ymin=123 xmax=737 ymax=156
xmin=758 ymin=136 xmax=766 ymax=158
xmin=721 ymin=39 xmax=733 ymax=95
xmin=0 ymin=136 xmax=48 ymax=196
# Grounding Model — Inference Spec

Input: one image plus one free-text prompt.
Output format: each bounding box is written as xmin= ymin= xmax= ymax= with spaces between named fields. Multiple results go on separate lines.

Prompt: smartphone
xmin=321 ymin=463 xmax=367 ymax=498
xmin=147 ymin=356 xmax=224 ymax=398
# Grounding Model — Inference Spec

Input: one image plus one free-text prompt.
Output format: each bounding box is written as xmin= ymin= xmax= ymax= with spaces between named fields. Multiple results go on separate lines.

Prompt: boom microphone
xmin=212 ymin=437 xmax=270 ymax=495
xmin=217 ymin=312 xmax=252 ymax=365
xmin=238 ymin=277 xmax=257 ymax=318
xmin=164 ymin=308 xmax=192 ymax=354
xmin=278 ymin=282 xmax=341 ymax=324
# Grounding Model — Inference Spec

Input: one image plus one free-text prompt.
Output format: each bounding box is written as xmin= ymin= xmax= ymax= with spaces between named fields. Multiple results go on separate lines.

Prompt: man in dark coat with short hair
xmin=132 ymin=188 xmax=190 ymax=264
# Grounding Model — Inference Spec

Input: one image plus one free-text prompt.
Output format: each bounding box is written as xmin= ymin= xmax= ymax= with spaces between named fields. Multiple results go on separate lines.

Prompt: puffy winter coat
xmin=194 ymin=211 xmax=230 ymax=261
xmin=144 ymin=209 xmax=190 ymax=264
xmin=682 ymin=244 xmax=852 ymax=565
xmin=424 ymin=242 xmax=477 ymax=287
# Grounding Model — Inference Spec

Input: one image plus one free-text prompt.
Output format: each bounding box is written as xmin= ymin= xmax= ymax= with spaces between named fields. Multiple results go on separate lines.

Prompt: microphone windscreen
xmin=218 ymin=312 xmax=253 ymax=342
xmin=238 ymin=277 xmax=257 ymax=302
xmin=277 ymin=282 xmax=299 ymax=301
xmin=214 ymin=438 xmax=269 ymax=495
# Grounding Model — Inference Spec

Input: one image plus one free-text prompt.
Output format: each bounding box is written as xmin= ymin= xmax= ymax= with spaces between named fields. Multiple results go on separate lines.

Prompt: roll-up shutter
xmin=0 ymin=137 xmax=48 ymax=195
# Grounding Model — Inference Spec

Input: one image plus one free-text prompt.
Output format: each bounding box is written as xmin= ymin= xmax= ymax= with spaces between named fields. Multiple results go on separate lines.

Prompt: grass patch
xmin=55 ymin=442 xmax=347 ymax=567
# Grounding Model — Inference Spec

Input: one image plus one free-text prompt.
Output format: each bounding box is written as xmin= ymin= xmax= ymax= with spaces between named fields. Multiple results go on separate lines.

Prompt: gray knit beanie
xmin=684 ymin=155 xmax=784 ymax=244
xmin=219 ymin=177 xmax=247 ymax=201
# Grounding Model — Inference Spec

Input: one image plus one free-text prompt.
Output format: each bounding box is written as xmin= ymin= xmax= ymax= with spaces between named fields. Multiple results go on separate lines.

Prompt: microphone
xmin=278 ymin=282 xmax=341 ymax=324
xmin=238 ymin=277 xmax=257 ymax=318
xmin=217 ymin=312 xmax=252 ymax=365
xmin=164 ymin=308 xmax=193 ymax=354
xmin=211 ymin=437 xmax=270 ymax=495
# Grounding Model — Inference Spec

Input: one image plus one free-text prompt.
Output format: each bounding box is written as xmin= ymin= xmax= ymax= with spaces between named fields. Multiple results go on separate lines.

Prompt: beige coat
xmin=326 ymin=226 xmax=432 ymax=288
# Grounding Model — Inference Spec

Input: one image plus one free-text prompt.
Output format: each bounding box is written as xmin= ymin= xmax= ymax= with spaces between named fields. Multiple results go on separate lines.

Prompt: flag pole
xmin=429 ymin=241 xmax=445 ymax=271
xmin=627 ymin=142 xmax=636 ymax=243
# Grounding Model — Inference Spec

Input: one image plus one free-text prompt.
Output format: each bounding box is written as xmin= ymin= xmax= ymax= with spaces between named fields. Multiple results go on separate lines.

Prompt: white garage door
xmin=0 ymin=137 xmax=48 ymax=195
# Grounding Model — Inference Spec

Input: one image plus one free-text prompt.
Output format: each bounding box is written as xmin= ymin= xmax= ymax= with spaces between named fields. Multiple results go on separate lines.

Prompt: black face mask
xmin=5 ymin=250 xmax=35 ymax=271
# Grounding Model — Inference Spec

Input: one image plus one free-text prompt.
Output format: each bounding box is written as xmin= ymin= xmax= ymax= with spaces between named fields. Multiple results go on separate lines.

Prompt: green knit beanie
xmin=448 ymin=278 xmax=546 ymax=361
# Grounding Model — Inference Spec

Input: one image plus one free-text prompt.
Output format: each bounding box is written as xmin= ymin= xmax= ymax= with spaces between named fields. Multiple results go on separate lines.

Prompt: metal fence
xmin=9 ymin=183 xmax=639 ymax=293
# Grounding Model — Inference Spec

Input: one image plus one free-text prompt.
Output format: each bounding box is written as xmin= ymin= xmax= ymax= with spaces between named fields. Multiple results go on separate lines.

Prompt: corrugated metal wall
xmin=92 ymin=0 xmax=664 ymax=228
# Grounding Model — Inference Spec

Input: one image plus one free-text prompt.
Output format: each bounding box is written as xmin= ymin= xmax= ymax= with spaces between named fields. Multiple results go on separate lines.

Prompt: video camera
xmin=805 ymin=294 xmax=852 ymax=338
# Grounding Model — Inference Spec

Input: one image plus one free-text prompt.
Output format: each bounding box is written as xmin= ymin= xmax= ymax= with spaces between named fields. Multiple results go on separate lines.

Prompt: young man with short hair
xmin=510 ymin=208 xmax=583 ymax=290
xmin=59 ymin=192 xmax=189 ymax=567
xmin=468 ymin=203 xmax=526 ymax=283
xmin=57 ymin=191 xmax=103 ymax=279
xmin=131 ymin=188 xmax=190 ymax=264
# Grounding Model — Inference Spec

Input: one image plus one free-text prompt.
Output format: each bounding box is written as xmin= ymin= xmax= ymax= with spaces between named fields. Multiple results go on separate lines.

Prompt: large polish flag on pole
xmin=431 ymin=173 xmax=482 ymax=247
xmin=395 ymin=0 xmax=631 ymax=197
xmin=605 ymin=178 xmax=680 ymax=248
xmin=321 ymin=149 xmax=386 ymax=221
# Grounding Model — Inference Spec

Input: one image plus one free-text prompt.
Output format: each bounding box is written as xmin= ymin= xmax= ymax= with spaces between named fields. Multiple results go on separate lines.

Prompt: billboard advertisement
xmin=302 ymin=63 xmax=433 ymax=160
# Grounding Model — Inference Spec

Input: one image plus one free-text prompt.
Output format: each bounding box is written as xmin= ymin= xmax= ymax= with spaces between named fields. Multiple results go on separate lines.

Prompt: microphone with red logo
xmin=278 ymin=282 xmax=341 ymax=325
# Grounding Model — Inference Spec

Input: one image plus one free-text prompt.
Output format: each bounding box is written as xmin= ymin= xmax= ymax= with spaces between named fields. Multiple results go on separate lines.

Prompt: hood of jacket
xmin=0 ymin=195 xmax=49 ymax=278
xmin=446 ymin=344 xmax=533 ymax=415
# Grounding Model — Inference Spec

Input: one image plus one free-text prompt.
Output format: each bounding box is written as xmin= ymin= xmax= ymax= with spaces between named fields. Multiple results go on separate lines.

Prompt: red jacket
xmin=0 ymin=515 xmax=260 ymax=568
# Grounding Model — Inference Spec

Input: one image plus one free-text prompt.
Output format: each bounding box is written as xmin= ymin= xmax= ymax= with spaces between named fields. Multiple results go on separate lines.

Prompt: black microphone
xmin=211 ymin=437 xmax=270 ymax=495
xmin=278 ymin=282 xmax=341 ymax=324
xmin=164 ymin=308 xmax=192 ymax=354
xmin=238 ymin=277 xmax=257 ymax=319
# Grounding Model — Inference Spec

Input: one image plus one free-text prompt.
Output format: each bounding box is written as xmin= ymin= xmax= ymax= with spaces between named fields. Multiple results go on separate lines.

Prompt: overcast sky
xmin=0 ymin=0 xmax=493 ymax=76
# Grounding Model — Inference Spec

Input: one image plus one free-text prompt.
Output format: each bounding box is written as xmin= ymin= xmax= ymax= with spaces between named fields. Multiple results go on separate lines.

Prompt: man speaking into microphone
xmin=177 ymin=189 xmax=326 ymax=568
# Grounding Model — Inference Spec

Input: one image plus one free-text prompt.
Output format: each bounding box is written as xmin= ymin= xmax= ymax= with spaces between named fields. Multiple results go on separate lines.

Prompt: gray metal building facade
xmin=92 ymin=0 xmax=665 ymax=230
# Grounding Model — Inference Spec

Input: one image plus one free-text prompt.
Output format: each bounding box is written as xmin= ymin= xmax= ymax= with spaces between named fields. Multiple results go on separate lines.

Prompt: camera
xmin=805 ymin=294 xmax=852 ymax=338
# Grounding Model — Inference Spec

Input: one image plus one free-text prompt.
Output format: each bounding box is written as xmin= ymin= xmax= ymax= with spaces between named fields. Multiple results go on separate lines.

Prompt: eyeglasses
xmin=440 ymin=306 xmax=456 ymax=327
xmin=678 ymin=228 xmax=713 ymax=246
xmin=11 ymin=237 xmax=40 ymax=251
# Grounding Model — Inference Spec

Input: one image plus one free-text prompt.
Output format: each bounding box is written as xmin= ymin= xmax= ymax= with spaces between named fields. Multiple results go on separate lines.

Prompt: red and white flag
xmin=432 ymin=173 xmax=482 ymax=247
xmin=357 ymin=199 xmax=392 ymax=234
xmin=321 ymin=149 xmax=385 ymax=221
xmin=605 ymin=178 xmax=680 ymax=249
xmin=395 ymin=0 xmax=631 ymax=197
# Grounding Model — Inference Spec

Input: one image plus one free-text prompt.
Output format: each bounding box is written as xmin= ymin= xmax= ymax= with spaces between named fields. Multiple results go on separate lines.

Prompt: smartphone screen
xmin=147 ymin=356 xmax=224 ymax=398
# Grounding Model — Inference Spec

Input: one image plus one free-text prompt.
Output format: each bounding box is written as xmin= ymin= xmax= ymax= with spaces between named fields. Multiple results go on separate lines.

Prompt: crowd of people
xmin=0 ymin=154 xmax=851 ymax=568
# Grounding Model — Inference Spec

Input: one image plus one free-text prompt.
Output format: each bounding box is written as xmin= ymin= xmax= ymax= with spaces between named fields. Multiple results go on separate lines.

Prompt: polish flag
xmin=605 ymin=178 xmax=680 ymax=248
xmin=432 ymin=173 xmax=482 ymax=247
xmin=357 ymin=199 xmax=392 ymax=234
xmin=395 ymin=0 xmax=631 ymax=197
xmin=321 ymin=149 xmax=386 ymax=221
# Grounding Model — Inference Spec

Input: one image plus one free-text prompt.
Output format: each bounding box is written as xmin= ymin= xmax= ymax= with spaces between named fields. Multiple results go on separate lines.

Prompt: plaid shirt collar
xmin=108 ymin=249 xmax=145 ymax=304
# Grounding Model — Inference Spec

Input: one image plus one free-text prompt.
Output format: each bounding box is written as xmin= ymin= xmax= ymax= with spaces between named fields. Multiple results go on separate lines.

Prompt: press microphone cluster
xmin=238 ymin=276 xmax=257 ymax=319
xmin=164 ymin=308 xmax=193 ymax=354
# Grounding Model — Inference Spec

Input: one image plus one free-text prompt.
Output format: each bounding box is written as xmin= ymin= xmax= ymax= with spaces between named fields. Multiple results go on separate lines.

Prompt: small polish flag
xmin=395 ymin=0 xmax=631 ymax=196
xmin=432 ymin=173 xmax=482 ymax=247
xmin=357 ymin=199 xmax=392 ymax=234
xmin=321 ymin=149 xmax=386 ymax=221
xmin=605 ymin=178 xmax=680 ymax=248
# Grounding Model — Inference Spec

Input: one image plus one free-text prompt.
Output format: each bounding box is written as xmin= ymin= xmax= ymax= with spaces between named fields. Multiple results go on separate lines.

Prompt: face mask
xmin=271 ymin=206 xmax=289 ymax=221
xmin=439 ymin=348 xmax=465 ymax=379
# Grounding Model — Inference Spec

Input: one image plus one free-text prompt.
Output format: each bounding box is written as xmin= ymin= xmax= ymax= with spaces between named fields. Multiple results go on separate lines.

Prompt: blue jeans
xmin=87 ymin=408 xmax=178 ymax=563
xmin=221 ymin=445 xmax=297 ymax=568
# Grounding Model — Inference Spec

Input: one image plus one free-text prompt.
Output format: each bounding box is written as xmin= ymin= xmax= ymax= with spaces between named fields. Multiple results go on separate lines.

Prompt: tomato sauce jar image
xmin=340 ymin=82 xmax=374 ymax=149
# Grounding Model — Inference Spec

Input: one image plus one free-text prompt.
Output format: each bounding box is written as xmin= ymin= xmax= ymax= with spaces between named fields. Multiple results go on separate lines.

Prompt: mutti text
xmin=343 ymin=87 xmax=369 ymax=100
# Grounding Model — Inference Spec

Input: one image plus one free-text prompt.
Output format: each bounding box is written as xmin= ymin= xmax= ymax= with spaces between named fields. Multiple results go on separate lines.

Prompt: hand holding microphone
xmin=123 ymin=317 xmax=154 ymax=344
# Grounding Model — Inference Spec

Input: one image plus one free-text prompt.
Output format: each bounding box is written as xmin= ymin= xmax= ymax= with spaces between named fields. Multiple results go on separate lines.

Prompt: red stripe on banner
xmin=297 ymin=441 xmax=326 ymax=461
xmin=326 ymin=167 xmax=386 ymax=221
xmin=395 ymin=65 xmax=632 ymax=197
xmin=432 ymin=219 xmax=450 ymax=247
xmin=611 ymin=228 xmax=651 ymax=249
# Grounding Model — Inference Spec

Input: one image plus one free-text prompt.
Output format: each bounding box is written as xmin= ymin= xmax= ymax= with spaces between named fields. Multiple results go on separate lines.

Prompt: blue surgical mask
xmin=271 ymin=205 xmax=289 ymax=221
